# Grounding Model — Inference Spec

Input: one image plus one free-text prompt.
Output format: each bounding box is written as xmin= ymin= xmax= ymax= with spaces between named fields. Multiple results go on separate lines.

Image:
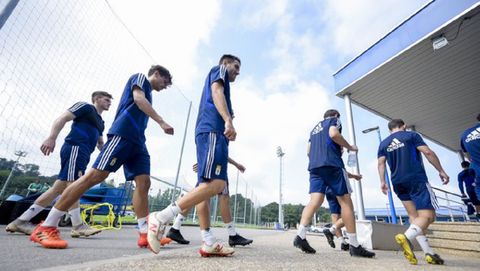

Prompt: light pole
xmin=362 ymin=126 xmax=397 ymax=224
xmin=0 ymin=150 xmax=27 ymax=200
xmin=276 ymin=146 xmax=285 ymax=228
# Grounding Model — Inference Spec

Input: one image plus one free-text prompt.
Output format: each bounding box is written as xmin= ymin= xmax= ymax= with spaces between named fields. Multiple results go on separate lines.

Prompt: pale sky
xmin=1 ymin=0 xmax=464 ymax=210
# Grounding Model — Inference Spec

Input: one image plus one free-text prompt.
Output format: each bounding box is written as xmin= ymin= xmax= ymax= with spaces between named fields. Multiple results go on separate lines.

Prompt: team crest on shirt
xmin=78 ymin=170 xmax=83 ymax=178
xmin=215 ymin=165 xmax=222 ymax=175
xmin=110 ymin=157 xmax=117 ymax=166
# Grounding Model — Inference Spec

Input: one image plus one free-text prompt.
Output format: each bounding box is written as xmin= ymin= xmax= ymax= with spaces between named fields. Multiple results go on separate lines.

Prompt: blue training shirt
xmin=377 ymin=131 xmax=428 ymax=184
xmin=457 ymin=168 xmax=476 ymax=194
xmin=108 ymin=73 xmax=152 ymax=145
xmin=195 ymin=65 xmax=234 ymax=136
xmin=308 ymin=117 xmax=344 ymax=170
xmin=65 ymin=102 xmax=104 ymax=153
xmin=460 ymin=123 xmax=480 ymax=166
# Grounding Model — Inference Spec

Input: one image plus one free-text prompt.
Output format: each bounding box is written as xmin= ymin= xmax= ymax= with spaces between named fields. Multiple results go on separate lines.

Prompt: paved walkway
xmin=29 ymin=229 xmax=480 ymax=271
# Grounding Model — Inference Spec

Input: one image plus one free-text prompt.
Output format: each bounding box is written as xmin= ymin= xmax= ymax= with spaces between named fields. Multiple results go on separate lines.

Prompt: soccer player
xmin=322 ymin=174 xmax=362 ymax=252
xmin=29 ymin=65 xmax=174 ymax=249
xmin=148 ymin=54 xmax=241 ymax=257
xmin=460 ymin=113 xmax=480 ymax=207
xmin=294 ymin=109 xmax=375 ymax=258
xmin=377 ymin=119 xmax=449 ymax=265
xmin=457 ymin=161 xmax=480 ymax=218
xmin=167 ymin=158 xmax=253 ymax=247
xmin=6 ymin=91 xmax=112 ymax=238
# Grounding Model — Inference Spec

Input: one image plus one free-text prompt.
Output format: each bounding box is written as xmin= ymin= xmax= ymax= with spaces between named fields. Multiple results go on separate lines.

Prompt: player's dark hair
xmin=323 ymin=109 xmax=340 ymax=119
xmin=91 ymin=91 xmax=113 ymax=103
xmin=219 ymin=54 xmax=241 ymax=65
xmin=477 ymin=113 xmax=480 ymax=122
xmin=461 ymin=161 xmax=470 ymax=168
xmin=148 ymin=65 xmax=172 ymax=83
xmin=388 ymin=119 xmax=405 ymax=131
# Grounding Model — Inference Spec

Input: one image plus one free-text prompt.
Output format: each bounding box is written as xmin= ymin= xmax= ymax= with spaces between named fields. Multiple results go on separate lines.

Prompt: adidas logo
xmin=465 ymin=128 xmax=480 ymax=143
xmin=387 ymin=138 xmax=405 ymax=152
xmin=311 ymin=124 xmax=323 ymax=135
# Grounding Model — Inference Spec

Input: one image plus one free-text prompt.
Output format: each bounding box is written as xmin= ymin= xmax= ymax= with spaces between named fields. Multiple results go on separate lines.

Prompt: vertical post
xmin=233 ymin=170 xmax=239 ymax=223
xmin=0 ymin=0 xmax=20 ymax=30
xmin=172 ymin=101 xmax=192 ymax=203
xmin=0 ymin=151 xmax=27 ymax=201
xmin=377 ymin=130 xmax=398 ymax=224
xmin=344 ymin=94 xmax=366 ymax=220
xmin=243 ymin=182 xmax=247 ymax=224
xmin=277 ymin=146 xmax=285 ymax=228
xmin=445 ymin=192 xmax=454 ymax=222
xmin=212 ymin=195 xmax=218 ymax=223
xmin=249 ymin=191 xmax=254 ymax=224
xmin=192 ymin=206 xmax=197 ymax=223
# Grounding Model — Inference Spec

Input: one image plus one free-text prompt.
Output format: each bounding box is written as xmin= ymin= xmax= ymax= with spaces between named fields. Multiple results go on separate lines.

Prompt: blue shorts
xmin=393 ymin=181 xmax=438 ymax=210
xmin=58 ymin=143 xmax=90 ymax=181
xmin=309 ymin=166 xmax=351 ymax=196
xmin=326 ymin=187 xmax=341 ymax=214
xmin=93 ymin=135 xmax=150 ymax=180
xmin=196 ymin=132 xmax=229 ymax=186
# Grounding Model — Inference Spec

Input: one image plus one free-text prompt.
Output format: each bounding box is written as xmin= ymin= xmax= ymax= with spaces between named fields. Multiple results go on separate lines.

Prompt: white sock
xmin=225 ymin=221 xmax=236 ymax=236
xmin=416 ymin=235 xmax=434 ymax=255
xmin=329 ymin=225 xmax=337 ymax=234
xmin=18 ymin=204 xmax=44 ymax=221
xmin=69 ymin=207 xmax=83 ymax=227
xmin=137 ymin=217 xmax=147 ymax=233
xmin=337 ymin=236 xmax=347 ymax=244
xmin=297 ymin=224 xmax=307 ymax=239
xmin=404 ymin=224 xmax=422 ymax=241
xmin=201 ymin=228 xmax=216 ymax=246
xmin=155 ymin=202 xmax=181 ymax=223
xmin=42 ymin=207 xmax=66 ymax=227
xmin=347 ymin=232 xmax=359 ymax=247
xmin=172 ymin=214 xmax=185 ymax=230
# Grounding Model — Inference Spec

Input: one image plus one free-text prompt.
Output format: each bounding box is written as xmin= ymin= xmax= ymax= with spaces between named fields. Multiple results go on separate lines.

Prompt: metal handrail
xmin=431 ymin=186 xmax=470 ymax=222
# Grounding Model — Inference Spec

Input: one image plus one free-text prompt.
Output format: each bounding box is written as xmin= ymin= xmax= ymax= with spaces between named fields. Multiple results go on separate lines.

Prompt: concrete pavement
xmin=1 ymin=225 xmax=480 ymax=271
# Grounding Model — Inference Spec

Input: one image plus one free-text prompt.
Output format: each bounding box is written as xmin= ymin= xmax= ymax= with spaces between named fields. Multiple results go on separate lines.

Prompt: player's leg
xmin=31 ymin=136 xmax=126 ymax=249
xmin=410 ymin=182 xmax=443 ymax=265
xmin=148 ymin=132 xmax=231 ymax=255
xmin=323 ymin=191 xmax=341 ymax=249
xmin=219 ymin=194 xmax=253 ymax=247
xmin=294 ymin=168 xmax=326 ymax=254
xmin=6 ymin=180 xmax=67 ymax=235
xmin=334 ymin=168 xmax=374 ymax=258
xmin=167 ymin=208 xmax=191 ymax=244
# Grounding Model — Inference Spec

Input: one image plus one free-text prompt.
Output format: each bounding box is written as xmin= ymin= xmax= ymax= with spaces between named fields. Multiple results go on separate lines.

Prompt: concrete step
xmin=428 ymin=230 xmax=480 ymax=241
xmin=428 ymin=236 xmax=480 ymax=252
xmin=429 ymin=222 xmax=480 ymax=233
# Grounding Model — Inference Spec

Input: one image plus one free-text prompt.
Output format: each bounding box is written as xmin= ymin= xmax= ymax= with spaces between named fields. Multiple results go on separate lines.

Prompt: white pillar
xmin=344 ymin=94 xmax=366 ymax=220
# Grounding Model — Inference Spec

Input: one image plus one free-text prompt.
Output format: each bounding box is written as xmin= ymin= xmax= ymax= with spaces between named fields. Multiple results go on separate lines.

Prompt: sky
xmin=1 ymin=0 xmax=467 ymax=210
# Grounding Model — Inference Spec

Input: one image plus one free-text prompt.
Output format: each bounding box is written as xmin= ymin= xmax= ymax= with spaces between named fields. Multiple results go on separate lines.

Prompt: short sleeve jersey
xmin=195 ymin=65 xmax=233 ymax=135
xmin=308 ymin=117 xmax=344 ymax=170
xmin=65 ymin=102 xmax=104 ymax=153
xmin=377 ymin=131 xmax=428 ymax=184
xmin=460 ymin=123 xmax=480 ymax=166
xmin=108 ymin=73 xmax=152 ymax=145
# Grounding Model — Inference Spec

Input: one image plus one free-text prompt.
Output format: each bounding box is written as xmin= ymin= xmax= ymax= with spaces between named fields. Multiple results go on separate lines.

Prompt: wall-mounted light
xmin=432 ymin=35 xmax=449 ymax=50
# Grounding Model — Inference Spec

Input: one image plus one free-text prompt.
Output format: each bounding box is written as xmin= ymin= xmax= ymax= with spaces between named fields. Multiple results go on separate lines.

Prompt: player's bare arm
xmin=133 ymin=87 xmax=174 ymax=135
xmin=329 ymin=126 xmax=358 ymax=152
xmin=377 ymin=156 xmax=389 ymax=195
xmin=417 ymin=145 xmax=449 ymax=185
xmin=211 ymin=81 xmax=236 ymax=141
xmin=40 ymin=111 xmax=75 ymax=155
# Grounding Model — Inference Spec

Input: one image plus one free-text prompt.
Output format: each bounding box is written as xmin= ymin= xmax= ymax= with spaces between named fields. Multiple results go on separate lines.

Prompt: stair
xmin=427 ymin=222 xmax=480 ymax=257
